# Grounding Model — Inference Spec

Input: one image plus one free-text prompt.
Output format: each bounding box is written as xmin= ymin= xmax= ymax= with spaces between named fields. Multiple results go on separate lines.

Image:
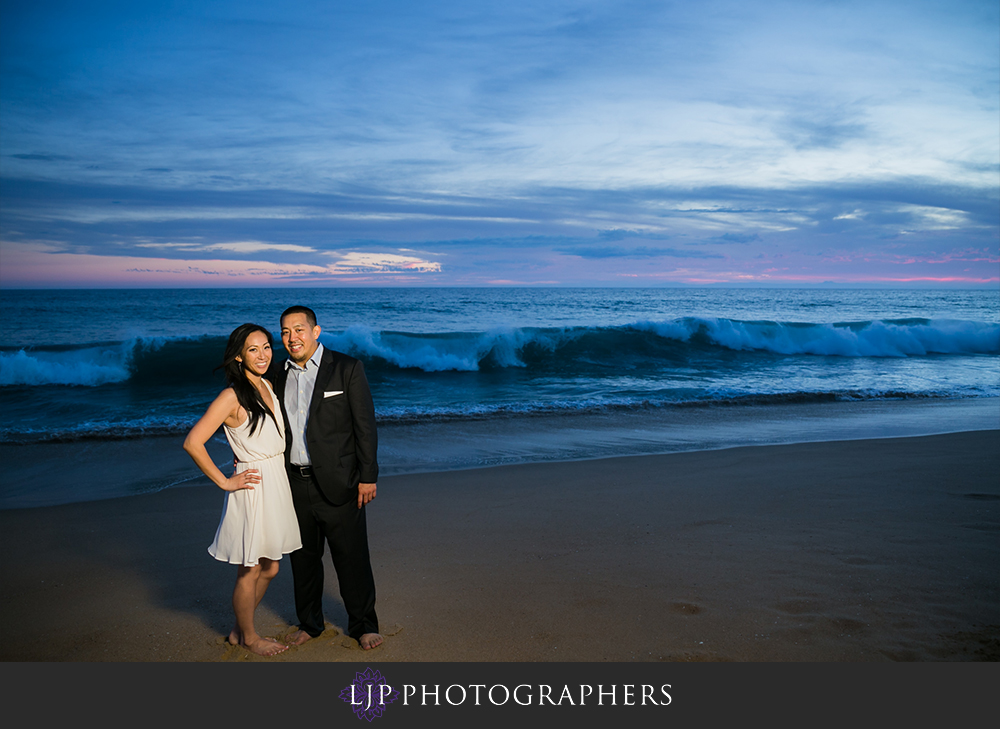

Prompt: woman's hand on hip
xmin=223 ymin=468 xmax=260 ymax=491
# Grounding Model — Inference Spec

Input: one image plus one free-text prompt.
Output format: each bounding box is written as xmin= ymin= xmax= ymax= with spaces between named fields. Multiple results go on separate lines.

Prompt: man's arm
xmin=348 ymin=359 xmax=379 ymax=508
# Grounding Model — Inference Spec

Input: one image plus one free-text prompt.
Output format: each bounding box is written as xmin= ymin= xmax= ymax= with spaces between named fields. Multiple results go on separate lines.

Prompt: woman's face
xmin=237 ymin=330 xmax=272 ymax=377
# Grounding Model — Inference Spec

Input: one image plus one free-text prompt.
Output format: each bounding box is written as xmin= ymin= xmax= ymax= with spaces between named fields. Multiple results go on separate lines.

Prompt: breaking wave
xmin=2 ymin=318 xmax=997 ymax=386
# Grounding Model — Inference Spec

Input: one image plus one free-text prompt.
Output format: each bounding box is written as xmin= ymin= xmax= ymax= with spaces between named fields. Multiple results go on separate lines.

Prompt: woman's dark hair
xmin=219 ymin=323 xmax=276 ymax=436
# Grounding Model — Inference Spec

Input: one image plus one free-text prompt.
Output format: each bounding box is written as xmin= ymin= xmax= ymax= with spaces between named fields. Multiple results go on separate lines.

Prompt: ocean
xmin=1 ymin=287 xmax=998 ymax=507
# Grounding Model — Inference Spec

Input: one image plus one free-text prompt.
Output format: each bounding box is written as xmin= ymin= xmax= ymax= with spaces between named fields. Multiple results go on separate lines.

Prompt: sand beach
xmin=1 ymin=429 xmax=997 ymax=663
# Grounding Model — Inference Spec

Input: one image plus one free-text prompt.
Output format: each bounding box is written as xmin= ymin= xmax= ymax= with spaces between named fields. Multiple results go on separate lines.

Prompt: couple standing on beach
xmin=183 ymin=306 xmax=382 ymax=656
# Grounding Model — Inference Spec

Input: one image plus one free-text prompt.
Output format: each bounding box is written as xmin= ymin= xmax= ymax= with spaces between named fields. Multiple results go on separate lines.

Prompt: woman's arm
xmin=183 ymin=388 xmax=260 ymax=492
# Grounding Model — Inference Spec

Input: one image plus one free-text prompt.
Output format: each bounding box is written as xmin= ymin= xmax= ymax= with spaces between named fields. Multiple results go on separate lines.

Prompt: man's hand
xmin=358 ymin=482 xmax=377 ymax=509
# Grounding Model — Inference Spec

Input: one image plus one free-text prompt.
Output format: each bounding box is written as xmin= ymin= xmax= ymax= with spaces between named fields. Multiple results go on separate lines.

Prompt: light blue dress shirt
xmin=284 ymin=343 xmax=324 ymax=467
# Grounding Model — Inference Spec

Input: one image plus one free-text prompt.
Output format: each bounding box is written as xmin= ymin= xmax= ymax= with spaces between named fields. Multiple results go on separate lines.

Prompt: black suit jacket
xmin=272 ymin=347 xmax=379 ymax=506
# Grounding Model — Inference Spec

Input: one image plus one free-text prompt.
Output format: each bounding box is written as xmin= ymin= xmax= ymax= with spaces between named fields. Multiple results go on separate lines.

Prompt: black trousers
xmin=287 ymin=469 xmax=378 ymax=640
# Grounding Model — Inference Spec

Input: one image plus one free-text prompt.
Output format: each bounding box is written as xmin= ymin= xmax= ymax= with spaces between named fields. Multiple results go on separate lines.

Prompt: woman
xmin=183 ymin=323 xmax=302 ymax=656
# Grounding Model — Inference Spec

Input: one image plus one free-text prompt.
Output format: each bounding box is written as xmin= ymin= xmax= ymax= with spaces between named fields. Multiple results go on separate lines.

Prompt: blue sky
xmin=1 ymin=0 xmax=997 ymax=286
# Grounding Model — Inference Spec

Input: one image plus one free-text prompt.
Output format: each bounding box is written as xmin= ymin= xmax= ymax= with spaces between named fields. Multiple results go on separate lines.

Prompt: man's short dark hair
xmin=280 ymin=305 xmax=317 ymax=328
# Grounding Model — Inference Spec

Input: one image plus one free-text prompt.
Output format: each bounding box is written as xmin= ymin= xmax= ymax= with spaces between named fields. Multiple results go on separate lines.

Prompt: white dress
xmin=208 ymin=379 xmax=302 ymax=566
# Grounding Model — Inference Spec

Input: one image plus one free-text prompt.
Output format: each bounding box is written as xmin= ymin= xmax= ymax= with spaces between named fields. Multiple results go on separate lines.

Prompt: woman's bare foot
xmin=359 ymin=633 xmax=383 ymax=650
xmin=228 ymin=628 xmax=241 ymax=646
xmin=242 ymin=636 xmax=288 ymax=656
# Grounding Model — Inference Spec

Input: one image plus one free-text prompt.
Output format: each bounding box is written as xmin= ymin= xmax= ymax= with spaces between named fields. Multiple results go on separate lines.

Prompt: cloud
xmin=327 ymin=251 xmax=442 ymax=274
xmin=8 ymin=153 xmax=72 ymax=161
xmin=775 ymin=111 xmax=870 ymax=151
xmin=596 ymin=228 xmax=670 ymax=241
xmin=0 ymin=240 xmax=443 ymax=286
xmin=705 ymin=233 xmax=762 ymax=244
xmin=1 ymin=174 xmax=995 ymax=287
xmin=556 ymin=246 xmax=724 ymax=260
xmin=1 ymin=1 xmax=996 ymax=286
xmin=131 ymin=240 xmax=321 ymax=254
xmin=203 ymin=241 xmax=319 ymax=254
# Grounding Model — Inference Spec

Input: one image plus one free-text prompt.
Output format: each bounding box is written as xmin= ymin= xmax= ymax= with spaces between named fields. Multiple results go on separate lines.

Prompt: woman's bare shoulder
xmin=209 ymin=387 xmax=238 ymax=409
xmin=216 ymin=388 xmax=248 ymax=426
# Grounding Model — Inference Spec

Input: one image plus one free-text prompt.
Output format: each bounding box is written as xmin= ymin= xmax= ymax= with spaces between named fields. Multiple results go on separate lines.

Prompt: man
xmin=273 ymin=305 xmax=382 ymax=650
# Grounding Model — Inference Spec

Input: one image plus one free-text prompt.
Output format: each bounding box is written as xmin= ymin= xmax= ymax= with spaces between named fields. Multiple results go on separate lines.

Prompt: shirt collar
xmin=285 ymin=343 xmax=324 ymax=371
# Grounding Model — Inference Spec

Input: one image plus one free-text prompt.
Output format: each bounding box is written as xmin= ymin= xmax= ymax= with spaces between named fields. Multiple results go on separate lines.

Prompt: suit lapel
xmin=308 ymin=347 xmax=333 ymax=423
xmin=271 ymin=362 xmax=293 ymax=451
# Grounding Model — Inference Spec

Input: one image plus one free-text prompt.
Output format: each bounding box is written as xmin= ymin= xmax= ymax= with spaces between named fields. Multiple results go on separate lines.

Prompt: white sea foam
xmin=0 ymin=347 xmax=132 ymax=386
xmin=325 ymin=325 xmax=533 ymax=371
xmin=0 ymin=337 xmax=171 ymax=386
xmin=326 ymin=318 xmax=999 ymax=374
xmin=641 ymin=318 xmax=1000 ymax=357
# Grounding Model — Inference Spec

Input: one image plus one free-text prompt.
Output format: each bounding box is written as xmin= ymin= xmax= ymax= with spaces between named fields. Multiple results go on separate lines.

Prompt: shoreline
xmin=1 ymin=430 xmax=998 ymax=662
xmin=2 ymin=396 xmax=997 ymax=510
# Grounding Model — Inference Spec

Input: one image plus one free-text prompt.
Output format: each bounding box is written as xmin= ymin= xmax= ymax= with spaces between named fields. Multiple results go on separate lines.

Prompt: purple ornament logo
xmin=339 ymin=667 xmax=400 ymax=721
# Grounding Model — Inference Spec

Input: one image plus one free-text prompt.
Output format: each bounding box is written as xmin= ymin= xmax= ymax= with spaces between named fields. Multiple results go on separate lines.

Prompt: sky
xmin=1 ymin=0 xmax=997 ymax=287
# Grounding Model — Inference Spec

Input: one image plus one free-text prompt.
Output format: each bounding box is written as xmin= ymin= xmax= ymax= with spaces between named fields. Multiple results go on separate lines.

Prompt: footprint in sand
xmin=669 ymin=602 xmax=702 ymax=615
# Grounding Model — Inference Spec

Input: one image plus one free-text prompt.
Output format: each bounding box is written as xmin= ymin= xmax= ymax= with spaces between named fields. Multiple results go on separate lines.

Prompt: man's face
xmin=280 ymin=313 xmax=322 ymax=365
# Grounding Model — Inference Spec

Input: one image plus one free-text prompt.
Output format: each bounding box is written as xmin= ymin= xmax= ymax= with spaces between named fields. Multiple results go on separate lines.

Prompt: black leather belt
xmin=292 ymin=465 xmax=313 ymax=478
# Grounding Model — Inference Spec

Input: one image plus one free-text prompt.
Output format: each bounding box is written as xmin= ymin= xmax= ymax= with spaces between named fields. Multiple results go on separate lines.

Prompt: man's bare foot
xmin=359 ymin=633 xmax=383 ymax=650
xmin=285 ymin=629 xmax=313 ymax=646
xmin=243 ymin=636 xmax=288 ymax=657
xmin=227 ymin=628 xmax=241 ymax=646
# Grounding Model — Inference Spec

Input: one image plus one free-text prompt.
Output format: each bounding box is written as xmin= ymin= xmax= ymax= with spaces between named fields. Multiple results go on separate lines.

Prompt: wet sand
xmin=1 ymin=430 xmax=997 ymax=662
